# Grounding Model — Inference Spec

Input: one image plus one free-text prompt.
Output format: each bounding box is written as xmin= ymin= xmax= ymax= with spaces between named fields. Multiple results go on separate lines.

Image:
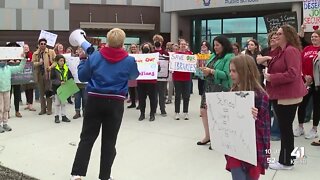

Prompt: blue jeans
xmin=231 ymin=167 xmax=258 ymax=180
xmin=271 ymin=105 xmax=281 ymax=138
xmin=34 ymin=87 xmax=39 ymax=100
xmin=74 ymin=88 xmax=87 ymax=111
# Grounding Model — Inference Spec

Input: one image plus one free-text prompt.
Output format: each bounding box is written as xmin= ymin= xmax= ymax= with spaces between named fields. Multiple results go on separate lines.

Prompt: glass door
xmin=224 ymin=34 xmax=257 ymax=51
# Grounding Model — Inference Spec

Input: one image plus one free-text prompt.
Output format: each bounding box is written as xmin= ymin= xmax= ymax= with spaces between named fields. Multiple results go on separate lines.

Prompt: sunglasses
xmin=40 ymin=43 xmax=46 ymax=45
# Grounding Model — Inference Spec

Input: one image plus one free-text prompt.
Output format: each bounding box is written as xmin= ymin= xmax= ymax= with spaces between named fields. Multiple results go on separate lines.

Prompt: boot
xmin=149 ymin=114 xmax=155 ymax=121
xmin=73 ymin=110 xmax=81 ymax=119
xmin=127 ymin=103 xmax=136 ymax=108
xmin=55 ymin=115 xmax=60 ymax=123
xmin=138 ymin=113 xmax=145 ymax=121
xmin=62 ymin=115 xmax=71 ymax=122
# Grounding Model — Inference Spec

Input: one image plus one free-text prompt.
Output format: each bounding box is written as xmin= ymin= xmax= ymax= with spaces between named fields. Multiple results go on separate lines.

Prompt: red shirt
xmin=25 ymin=51 xmax=33 ymax=62
xmin=172 ymin=51 xmax=192 ymax=81
xmin=301 ymin=45 xmax=319 ymax=78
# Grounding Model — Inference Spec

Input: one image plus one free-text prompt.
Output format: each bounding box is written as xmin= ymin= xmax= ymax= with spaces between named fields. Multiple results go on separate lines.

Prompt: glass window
xmin=201 ymin=20 xmax=206 ymax=36
xmin=208 ymin=19 xmax=222 ymax=35
xmin=258 ymin=17 xmax=267 ymax=33
xmin=258 ymin=34 xmax=268 ymax=49
xmin=223 ymin=18 xmax=256 ymax=34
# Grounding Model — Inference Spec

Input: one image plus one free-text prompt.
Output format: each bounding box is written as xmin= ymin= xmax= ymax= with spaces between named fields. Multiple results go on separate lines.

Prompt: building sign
xmin=164 ymin=0 xmax=302 ymax=12
xmin=303 ymin=0 xmax=320 ymax=32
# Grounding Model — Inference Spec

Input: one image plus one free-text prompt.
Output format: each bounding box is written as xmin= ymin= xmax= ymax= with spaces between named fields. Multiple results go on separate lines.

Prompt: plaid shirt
xmin=226 ymin=89 xmax=270 ymax=176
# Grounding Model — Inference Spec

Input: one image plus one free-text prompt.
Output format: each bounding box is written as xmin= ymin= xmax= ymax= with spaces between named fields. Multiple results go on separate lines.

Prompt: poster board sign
xmin=66 ymin=56 xmax=82 ymax=83
xmin=206 ymin=91 xmax=257 ymax=166
xmin=264 ymin=12 xmax=298 ymax=32
xmin=16 ymin=41 xmax=25 ymax=48
xmin=38 ymin=30 xmax=58 ymax=47
xmin=57 ymin=79 xmax=80 ymax=103
xmin=11 ymin=62 xmax=35 ymax=85
xmin=0 ymin=47 xmax=23 ymax=60
xmin=158 ymin=55 xmax=170 ymax=79
xmin=169 ymin=53 xmax=197 ymax=73
xmin=130 ymin=53 xmax=159 ymax=80
xmin=303 ymin=1 xmax=320 ymax=32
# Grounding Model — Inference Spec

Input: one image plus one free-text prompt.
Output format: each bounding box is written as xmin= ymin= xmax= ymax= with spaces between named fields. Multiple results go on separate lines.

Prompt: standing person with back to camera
xmin=70 ymin=28 xmax=139 ymax=180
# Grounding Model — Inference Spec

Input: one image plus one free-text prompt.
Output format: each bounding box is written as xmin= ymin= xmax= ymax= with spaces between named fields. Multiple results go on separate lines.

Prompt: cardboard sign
xmin=158 ymin=55 xmax=170 ymax=79
xmin=38 ymin=30 xmax=58 ymax=47
xmin=264 ymin=12 xmax=298 ymax=32
xmin=11 ymin=62 xmax=34 ymax=85
xmin=130 ymin=53 xmax=159 ymax=80
xmin=57 ymin=79 xmax=80 ymax=103
xmin=303 ymin=0 xmax=320 ymax=32
xmin=206 ymin=91 xmax=257 ymax=166
xmin=0 ymin=47 xmax=23 ymax=60
xmin=66 ymin=56 xmax=82 ymax=83
xmin=169 ymin=53 xmax=197 ymax=73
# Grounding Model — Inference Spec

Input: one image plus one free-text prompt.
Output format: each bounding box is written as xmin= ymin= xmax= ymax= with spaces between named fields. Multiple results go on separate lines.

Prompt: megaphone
xmin=69 ymin=29 xmax=94 ymax=55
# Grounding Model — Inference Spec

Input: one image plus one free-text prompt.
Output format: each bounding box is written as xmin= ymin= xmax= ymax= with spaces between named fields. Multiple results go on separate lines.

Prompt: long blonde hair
xmin=230 ymin=55 xmax=265 ymax=92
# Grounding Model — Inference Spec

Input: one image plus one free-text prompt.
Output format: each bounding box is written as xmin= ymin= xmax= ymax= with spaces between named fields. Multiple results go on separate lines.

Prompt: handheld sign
xmin=38 ymin=30 xmax=58 ymax=47
xmin=303 ymin=0 xmax=320 ymax=32
xmin=169 ymin=53 xmax=197 ymax=73
xmin=264 ymin=12 xmax=298 ymax=32
xmin=206 ymin=91 xmax=257 ymax=166
xmin=158 ymin=55 xmax=170 ymax=79
xmin=66 ymin=56 xmax=82 ymax=84
xmin=130 ymin=53 xmax=159 ymax=80
xmin=57 ymin=79 xmax=80 ymax=103
xmin=0 ymin=47 xmax=23 ymax=60
xmin=11 ymin=62 xmax=35 ymax=85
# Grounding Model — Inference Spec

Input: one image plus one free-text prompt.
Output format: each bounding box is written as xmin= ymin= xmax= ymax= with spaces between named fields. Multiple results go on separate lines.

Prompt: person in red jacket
xmin=294 ymin=30 xmax=320 ymax=139
xmin=173 ymin=39 xmax=193 ymax=120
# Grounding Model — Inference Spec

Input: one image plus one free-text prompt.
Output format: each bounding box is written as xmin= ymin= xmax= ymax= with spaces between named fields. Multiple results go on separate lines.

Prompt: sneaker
xmin=270 ymin=136 xmax=281 ymax=141
xmin=305 ymin=128 xmax=318 ymax=139
xmin=2 ymin=124 xmax=12 ymax=131
xmin=175 ymin=113 xmax=180 ymax=120
xmin=62 ymin=116 xmax=71 ymax=122
xmin=109 ymin=176 xmax=114 ymax=180
xmin=165 ymin=100 xmax=172 ymax=104
xmin=184 ymin=113 xmax=189 ymax=120
xmin=55 ymin=116 xmax=60 ymax=123
xmin=293 ymin=127 xmax=304 ymax=137
xmin=15 ymin=112 xmax=22 ymax=118
xmin=0 ymin=126 xmax=5 ymax=133
xmin=269 ymin=162 xmax=293 ymax=170
xmin=70 ymin=175 xmax=81 ymax=180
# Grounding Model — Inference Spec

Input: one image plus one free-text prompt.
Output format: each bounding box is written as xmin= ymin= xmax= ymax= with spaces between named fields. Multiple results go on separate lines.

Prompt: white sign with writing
xmin=169 ymin=53 xmax=197 ymax=73
xmin=303 ymin=0 xmax=320 ymax=32
xmin=158 ymin=55 xmax=170 ymax=79
xmin=130 ymin=53 xmax=159 ymax=80
xmin=38 ymin=30 xmax=58 ymax=47
xmin=206 ymin=91 xmax=257 ymax=166
xmin=66 ymin=56 xmax=82 ymax=83
xmin=0 ymin=47 xmax=23 ymax=60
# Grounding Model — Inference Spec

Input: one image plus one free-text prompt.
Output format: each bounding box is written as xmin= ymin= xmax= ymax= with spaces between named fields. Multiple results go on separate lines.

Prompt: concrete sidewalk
xmin=0 ymin=83 xmax=319 ymax=180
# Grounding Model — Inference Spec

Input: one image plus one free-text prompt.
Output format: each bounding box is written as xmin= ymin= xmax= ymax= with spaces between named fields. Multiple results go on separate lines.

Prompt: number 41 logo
xmin=291 ymin=147 xmax=305 ymax=158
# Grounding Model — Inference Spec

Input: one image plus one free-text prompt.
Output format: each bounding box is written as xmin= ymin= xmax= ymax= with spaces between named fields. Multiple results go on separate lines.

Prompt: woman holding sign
xmin=198 ymin=36 xmax=233 ymax=147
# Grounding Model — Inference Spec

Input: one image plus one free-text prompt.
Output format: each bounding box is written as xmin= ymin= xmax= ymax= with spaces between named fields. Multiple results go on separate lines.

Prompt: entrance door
xmin=224 ymin=34 xmax=257 ymax=50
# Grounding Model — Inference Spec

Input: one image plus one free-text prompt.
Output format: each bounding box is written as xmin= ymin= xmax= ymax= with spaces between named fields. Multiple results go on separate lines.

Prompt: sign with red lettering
xmin=130 ymin=53 xmax=159 ymax=80
xmin=303 ymin=0 xmax=320 ymax=32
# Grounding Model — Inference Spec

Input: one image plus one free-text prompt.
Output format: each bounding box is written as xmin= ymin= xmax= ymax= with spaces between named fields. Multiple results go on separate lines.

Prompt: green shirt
xmin=0 ymin=59 xmax=26 ymax=92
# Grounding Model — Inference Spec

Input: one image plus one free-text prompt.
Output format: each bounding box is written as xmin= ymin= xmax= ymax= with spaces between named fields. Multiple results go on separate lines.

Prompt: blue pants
xmin=231 ymin=167 xmax=258 ymax=180
xmin=74 ymin=88 xmax=87 ymax=111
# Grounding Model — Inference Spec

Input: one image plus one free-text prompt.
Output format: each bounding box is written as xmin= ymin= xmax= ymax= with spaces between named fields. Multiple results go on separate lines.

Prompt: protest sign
xmin=158 ymin=55 xmax=170 ymax=79
xmin=169 ymin=53 xmax=197 ymax=73
xmin=11 ymin=62 xmax=35 ymax=85
xmin=264 ymin=12 xmax=298 ymax=32
xmin=66 ymin=56 xmax=82 ymax=83
xmin=38 ymin=30 xmax=58 ymax=47
xmin=130 ymin=53 xmax=159 ymax=80
xmin=303 ymin=0 xmax=320 ymax=32
xmin=0 ymin=47 xmax=23 ymax=60
xmin=206 ymin=91 xmax=257 ymax=166
xmin=57 ymin=79 xmax=80 ymax=103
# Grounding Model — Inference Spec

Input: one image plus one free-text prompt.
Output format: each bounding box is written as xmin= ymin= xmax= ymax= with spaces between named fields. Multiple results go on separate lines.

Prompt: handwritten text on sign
xmin=38 ymin=30 xmax=58 ymax=47
xmin=264 ymin=12 xmax=298 ymax=32
xmin=206 ymin=91 xmax=257 ymax=166
xmin=66 ymin=56 xmax=84 ymax=84
xmin=158 ymin=55 xmax=170 ymax=79
xmin=11 ymin=62 xmax=34 ymax=85
xmin=169 ymin=53 xmax=197 ymax=73
xmin=0 ymin=47 xmax=23 ymax=60
xmin=130 ymin=53 xmax=159 ymax=80
xmin=303 ymin=0 xmax=320 ymax=32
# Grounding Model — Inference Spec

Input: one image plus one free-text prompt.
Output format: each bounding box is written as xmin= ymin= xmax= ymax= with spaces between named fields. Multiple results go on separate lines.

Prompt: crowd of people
xmin=0 ymin=24 xmax=319 ymax=180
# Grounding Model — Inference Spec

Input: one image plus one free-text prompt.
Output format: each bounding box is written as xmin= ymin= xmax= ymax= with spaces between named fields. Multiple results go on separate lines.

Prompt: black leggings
xmin=10 ymin=85 xmax=21 ymax=112
xmin=272 ymin=100 xmax=298 ymax=166
xmin=298 ymin=86 xmax=320 ymax=126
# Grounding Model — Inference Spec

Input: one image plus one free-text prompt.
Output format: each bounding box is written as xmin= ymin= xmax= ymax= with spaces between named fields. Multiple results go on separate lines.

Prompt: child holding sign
xmin=0 ymin=52 xmax=26 ymax=133
xmin=227 ymin=55 xmax=270 ymax=180
xmin=51 ymin=54 xmax=73 ymax=123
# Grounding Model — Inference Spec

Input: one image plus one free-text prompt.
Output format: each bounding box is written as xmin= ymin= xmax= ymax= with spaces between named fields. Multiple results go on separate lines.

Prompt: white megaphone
xmin=69 ymin=29 xmax=95 ymax=55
